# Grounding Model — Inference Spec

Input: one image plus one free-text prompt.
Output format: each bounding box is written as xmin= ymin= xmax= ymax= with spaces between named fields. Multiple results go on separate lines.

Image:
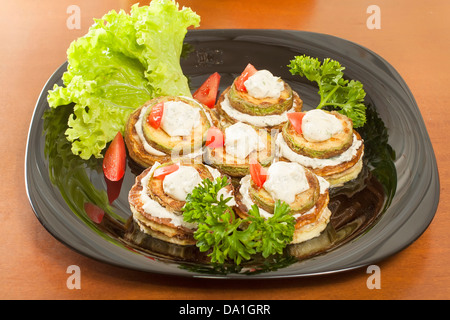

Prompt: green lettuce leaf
xmin=47 ymin=1 xmax=200 ymax=159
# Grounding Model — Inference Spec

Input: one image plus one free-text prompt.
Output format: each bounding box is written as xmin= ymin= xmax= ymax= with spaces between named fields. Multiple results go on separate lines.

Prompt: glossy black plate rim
xmin=25 ymin=29 xmax=440 ymax=279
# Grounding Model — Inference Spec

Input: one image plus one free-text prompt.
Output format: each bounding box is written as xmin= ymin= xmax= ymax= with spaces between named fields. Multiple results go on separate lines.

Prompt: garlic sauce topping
xmin=160 ymin=100 xmax=200 ymax=137
xmin=162 ymin=165 xmax=203 ymax=201
xmin=263 ymin=162 xmax=309 ymax=204
xmin=244 ymin=70 xmax=285 ymax=99
xmin=224 ymin=122 xmax=265 ymax=159
xmin=301 ymin=110 xmax=344 ymax=142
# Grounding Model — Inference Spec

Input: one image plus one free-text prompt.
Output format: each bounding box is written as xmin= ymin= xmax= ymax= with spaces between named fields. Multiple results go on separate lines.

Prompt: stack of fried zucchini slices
xmin=234 ymin=161 xmax=332 ymax=244
xmin=125 ymin=96 xmax=214 ymax=168
xmin=129 ymin=161 xmax=233 ymax=245
xmin=205 ymin=69 xmax=303 ymax=178
xmin=214 ymin=75 xmax=303 ymax=130
xmin=277 ymin=110 xmax=364 ymax=187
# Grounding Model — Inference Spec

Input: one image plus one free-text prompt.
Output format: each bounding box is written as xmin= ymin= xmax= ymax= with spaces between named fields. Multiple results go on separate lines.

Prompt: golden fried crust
xmin=278 ymin=131 xmax=364 ymax=187
xmin=128 ymin=166 xmax=196 ymax=245
xmin=229 ymin=81 xmax=294 ymax=115
xmin=214 ymin=87 xmax=303 ymax=130
xmin=294 ymin=189 xmax=329 ymax=230
xmin=205 ymin=128 xmax=275 ymax=178
xmin=248 ymin=168 xmax=320 ymax=215
xmin=124 ymin=106 xmax=172 ymax=168
xmin=309 ymin=131 xmax=364 ymax=177
xmin=282 ymin=111 xmax=354 ymax=159
xmin=129 ymin=162 xmax=235 ymax=246
xmin=148 ymin=163 xmax=214 ymax=213
xmin=125 ymin=99 xmax=218 ymax=169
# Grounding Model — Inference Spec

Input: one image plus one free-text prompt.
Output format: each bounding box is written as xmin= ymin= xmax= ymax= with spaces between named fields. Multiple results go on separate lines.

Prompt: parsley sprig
xmin=288 ymin=55 xmax=367 ymax=127
xmin=182 ymin=176 xmax=295 ymax=265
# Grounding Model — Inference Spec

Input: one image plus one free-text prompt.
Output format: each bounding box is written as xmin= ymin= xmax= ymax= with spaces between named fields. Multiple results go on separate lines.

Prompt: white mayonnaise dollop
xmin=262 ymin=161 xmax=309 ymax=204
xmin=224 ymin=122 xmax=265 ymax=159
xmin=160 ymin=101 xmax=200 ymax=137
xmin=162 ymin=165 xmax=203 ymax=201
xmin=139 ymin=162 xmax=196 ymax=229
xmin=301 ymin=110 xmax=343 ymax=142
xmin=244 ymin=70 xmax=285 ymax=99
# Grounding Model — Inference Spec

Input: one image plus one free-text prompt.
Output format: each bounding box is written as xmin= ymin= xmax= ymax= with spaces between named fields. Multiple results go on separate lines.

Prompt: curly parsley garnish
xmin=182 ymin=176 xmax=295 ymax=265
xmin=288 ymin=55 xmax=367 ymax=127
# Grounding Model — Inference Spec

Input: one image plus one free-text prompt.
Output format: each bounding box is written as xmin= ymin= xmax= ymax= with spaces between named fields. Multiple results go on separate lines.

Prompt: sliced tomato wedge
xmin=146 ymin=102 xmax=164 ymax=129
xmin=234 ymin=63 xmax=257 ymax=92
xmin=103 ymin=131 xmax=126 ymax=182
xmin=193 ymin=72 xmax=221 ymax=108
xmin=153 ymin=163 xmax=179 ymax=179
xmin=249 ymin=161 xmax=268 ymax=188
xmin=287 ymin=112 xmax=306 ymax=135
xmin=205 ymin=127 xmax=225 ymax=148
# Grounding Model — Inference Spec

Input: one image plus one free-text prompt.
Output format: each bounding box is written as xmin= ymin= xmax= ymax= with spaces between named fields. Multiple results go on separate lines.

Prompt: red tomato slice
xmin=234 ymin=63 xmax=257 ymax=92
xmin=146 ymin=102 xmax=164 ymax=129
xmin=287 ymin=112 xmax=306 ymax=135
xmin=84 ymin=203 xmax=105 ymax=224
xmin=103 ymin=131 xmax=126 ymax=181
xmin=205 ymin=127 xmax=225 ymax=148
xmin=249 ymin=161 xmax=268 ymax=188
xmin=193 ymin=72 xmax=221 ymax=109
xmin=153 ymin=164 xmax=179 ymax=179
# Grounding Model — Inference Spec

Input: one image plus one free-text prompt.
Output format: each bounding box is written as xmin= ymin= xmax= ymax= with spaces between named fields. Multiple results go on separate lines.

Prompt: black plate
xmin=25 ymin=30 xmax=439 ymax=279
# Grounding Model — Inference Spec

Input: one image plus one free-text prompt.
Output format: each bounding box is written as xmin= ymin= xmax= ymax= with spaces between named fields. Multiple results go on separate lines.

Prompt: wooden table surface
xmin=2 ymin=0 xmax=449 ymax=300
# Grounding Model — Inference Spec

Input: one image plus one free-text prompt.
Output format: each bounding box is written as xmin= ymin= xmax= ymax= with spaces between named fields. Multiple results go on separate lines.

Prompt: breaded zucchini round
xmin=204 ymin=123 xmax=275 ymax=178
xmin=129 ymin=161 xmax=234 ymax=246
xmin=228 ymin=80 xmax=294 ymax=116
xmin=124 ymin=96 xmax=213 ymax=168
xmin=248 ymin=167 xmax=320 ymax=215
xmin=282 ymin=111 xmax=354 ymax=159
xmin=215 ymin=87 xmax=303 ymax=130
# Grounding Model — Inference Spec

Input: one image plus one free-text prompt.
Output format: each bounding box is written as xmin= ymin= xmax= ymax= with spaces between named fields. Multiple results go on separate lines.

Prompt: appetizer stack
xmin=276 ymin=109 xmax=364 ymax=187
xmin=125 ymin=63 xmax=365 ymax=248
xmin=125 ymin=96 xmax=213 ymax=167
xmin=215 ymin=64 xmax=303 ymax=129
xmin=128 ymin=161 xmax=234 ymax=245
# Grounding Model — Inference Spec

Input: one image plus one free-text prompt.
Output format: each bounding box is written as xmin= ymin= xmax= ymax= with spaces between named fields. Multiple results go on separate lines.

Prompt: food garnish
xmin=287 ymin=112 xmax=306 ymax=135
xmin=47 ymin=1 xmax=200 ymax=159
xmin=146 ymin=102 xmax=165 ymax=129
xmin=182 ymin=176 xmax=295 ymax=265
xmin=288 ymin=55 xmax=367 ymax=127
xmin=205 ymin=127 xmax=225 ymax=148
xmin=249 ymin=161 xmax=268 ymax=188
xmin=102 ymin=131 xmax=126 ymax=181
xmin=193 ymin=72 xmax=221 ymax=108
xmin=153 ymin=163 xmax=180 ymax=179
xmin=234 ymin=63 xmax=258 ymax=92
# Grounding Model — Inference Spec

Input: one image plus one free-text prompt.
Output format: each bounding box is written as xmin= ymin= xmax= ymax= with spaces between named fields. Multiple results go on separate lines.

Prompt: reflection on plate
xmin=25 ymin=30 xmax=439 ymax=278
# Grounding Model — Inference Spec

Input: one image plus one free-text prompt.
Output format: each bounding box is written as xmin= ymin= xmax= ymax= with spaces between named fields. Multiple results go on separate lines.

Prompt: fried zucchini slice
xmin=141 ymin=96 xmax=211 ymax=155
xmin=215 ymin=87 xmax=303 ymax=130
xmin=228 ymin=80 xmax=294 ymax=116
xmin=248 ymin=168 xmax=320 ymax=215
xmin=204 ymin=128 xmax=275 ymax=177
xmin=282 ymin=111 xmax=354 ymax=159
xmin=146 ymin=162 xmax=214 ymax=213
